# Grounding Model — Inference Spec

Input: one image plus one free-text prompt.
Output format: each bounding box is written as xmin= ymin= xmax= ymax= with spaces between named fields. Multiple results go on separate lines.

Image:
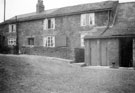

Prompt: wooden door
xmin=101 ymin=40 xmax=108 ymax=66
xmin=90 ymin=40 xmax=99 ymax=66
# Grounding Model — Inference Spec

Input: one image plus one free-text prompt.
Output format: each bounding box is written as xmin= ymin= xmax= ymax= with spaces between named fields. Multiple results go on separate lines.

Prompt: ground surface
xmin=0 ymin=54 xmax=135 ymax=93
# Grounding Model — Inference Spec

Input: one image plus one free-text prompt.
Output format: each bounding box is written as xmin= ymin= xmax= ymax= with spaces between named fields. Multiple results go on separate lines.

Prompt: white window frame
xmin=89 ymin=13 xmax=95 ymax=25
xmin=27 ymin=37 xmax=35 ymax=46
xmin=81 ymin=13 xmax=95 ymax=26
xmin=9 ymin=24 xmax=16 ymax=33
xmin=80 ymin=33 xmax=87 ymax=47
xmin=43 ymin=18 xmax=55 ymax=30
xmin=43 ymin=36 xmax=55 ymax=47
xmin=8 ymin=38 xmax=16 ymax=46
xmin=81 ymin=14 xmax=87 ymax=26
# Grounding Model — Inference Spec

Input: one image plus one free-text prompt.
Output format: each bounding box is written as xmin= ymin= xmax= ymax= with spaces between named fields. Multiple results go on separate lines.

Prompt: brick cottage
xmin=0 ymin=0 xmax=118 ymax=61
xmin=1 ymin=0 xmax=135 ymax=67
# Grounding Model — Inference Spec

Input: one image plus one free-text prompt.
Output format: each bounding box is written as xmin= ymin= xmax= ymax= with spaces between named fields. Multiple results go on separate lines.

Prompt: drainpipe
xmin=100 ymin=10 xmax=111 ymax=35
xmin=100 ymin=2 xmax=119 ymax=35
xmin=15 ymin=16 xmax=19 ymax=54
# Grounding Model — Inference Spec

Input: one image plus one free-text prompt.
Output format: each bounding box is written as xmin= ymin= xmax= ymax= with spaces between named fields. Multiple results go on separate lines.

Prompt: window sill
xmin=81 ymin=46 xmax=85 ymax=48
xmin=44 ymin=28 xmax=55 ymax=30
xmin=8 ymin=45 xmax=16 ymax=46
xmin=9 ymin=32 xmax=16 ymax=33
xmin=43 ymin=46 xmax=55 ymax=48
xmin=81 ymin=25 xmax=95 ymax=27
xmin=24 ymin=45 xmax=34 ymax=48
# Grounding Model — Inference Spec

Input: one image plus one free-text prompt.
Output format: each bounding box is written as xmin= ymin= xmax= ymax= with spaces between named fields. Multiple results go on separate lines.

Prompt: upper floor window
xmin=43 ymin=36 xmax=55 ymax=47
xmin=27 ymin=37 xmax=34 ymax=46
xmin=81 ymin=13 xmax=95 ymax=26
xmin=8 ymin=38 xmax=16 ymax=46
xmin=9 ymin=24 xmax=16 ymax=33
xmin=43 ymin=18 xmax=55 ymax=30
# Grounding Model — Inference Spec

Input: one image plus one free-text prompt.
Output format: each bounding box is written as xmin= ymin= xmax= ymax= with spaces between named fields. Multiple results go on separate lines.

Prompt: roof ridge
xmin=17 ymin=0 xmax=118 ymax=16
xmin=1 ymin=0 xmax=118 ymax=24
xmin=45 ymin=0 xmax=117 ymax=10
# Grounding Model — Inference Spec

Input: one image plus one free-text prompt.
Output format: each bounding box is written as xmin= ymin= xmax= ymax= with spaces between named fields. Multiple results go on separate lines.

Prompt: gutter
xmin=0 ymin=8 xmax=113 ymax=25
xmin=85 ymin=35 xmax=135 ymax=40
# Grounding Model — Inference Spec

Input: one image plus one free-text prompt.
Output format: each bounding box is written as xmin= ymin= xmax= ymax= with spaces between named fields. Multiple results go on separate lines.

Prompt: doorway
xmin=119 ymin=38 xmax=133 ymax=67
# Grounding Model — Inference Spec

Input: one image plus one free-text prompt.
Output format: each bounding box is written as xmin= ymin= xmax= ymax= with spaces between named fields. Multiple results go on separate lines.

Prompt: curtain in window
xmin=89 ymin=13 xmax=95 ymax=25
xmin=81 ymin=14 xmax=87 ymax=26
xmin=13 ymin=24 xmax=16 ymax=32
xmin=43 ymin=19 xmax=48 ymax=30
xmin=43 ymin=36 xmax=55 ymax=47
xmin=51 ymin=18 xmax=55 ymax=29
xmin=9 ymin=25 xmax=12 ymax=32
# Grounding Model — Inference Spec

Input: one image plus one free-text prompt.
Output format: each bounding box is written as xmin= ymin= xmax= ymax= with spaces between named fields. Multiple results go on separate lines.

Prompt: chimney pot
xmin=36 ymin=0 xmax=44 ymax=13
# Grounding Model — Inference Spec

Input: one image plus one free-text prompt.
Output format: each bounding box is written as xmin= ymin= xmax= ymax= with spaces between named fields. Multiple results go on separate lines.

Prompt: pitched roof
xmin=103 ymin=24 xmax=135 ymax=36
xmin=85 ymin=2 xmax=135 ymax=39
xmin=85 ymin=23 xmax=135 ymax=39
xmin=1 ymin=1 xmax=118 ymax=24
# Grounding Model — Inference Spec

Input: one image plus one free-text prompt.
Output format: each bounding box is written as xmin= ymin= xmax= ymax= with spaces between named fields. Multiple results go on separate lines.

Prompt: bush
xmin=0 ymin=46 xmax=10 ymax=54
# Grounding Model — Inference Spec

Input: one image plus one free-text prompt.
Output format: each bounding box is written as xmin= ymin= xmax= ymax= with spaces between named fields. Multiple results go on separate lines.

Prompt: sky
xmin=0 ymin=0 xmax=134 ymax=23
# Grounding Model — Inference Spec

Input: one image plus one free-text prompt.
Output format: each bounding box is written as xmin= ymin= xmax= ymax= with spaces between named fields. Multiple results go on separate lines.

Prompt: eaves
xmin=0 ymin=8 xmax=113 ymax=25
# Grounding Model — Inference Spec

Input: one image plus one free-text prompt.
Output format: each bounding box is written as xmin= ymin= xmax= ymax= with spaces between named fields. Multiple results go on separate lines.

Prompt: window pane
xmin=12 ymin=25 xmax=14 ymax=32
xmin=48 ymin=40 xmax=50 ymax=46
xmin=8 ymin=38 xmax=16 ymax=46
xmin=28 ymin=38 xmax=34 ymax=45
xmin=81 ymin=14 xmax=87 ymax=26
xmin=89 ymin=16 xmax=93 ymax=25
xmin=51 ymin=18 xmax=55 ymax=29
xmin=48 ymin=19 xmax=51 ymax=29
xmin=13 ymin=24 xmax=16 ymax=32
xmin=51 ymin=39 xmax=54 ymax=47
xmin=9 ymin=25 xmax=12 ymax=32
xmin=43 ymin=19 xmax=48 ymax=30
xmin=44 ymin=36 xmax=55 ymax=47
xmin=89 ymin=13 xmax=95 ymax=25
xmin=81 ymin=33 xmax=87 ymax=47
xmin=48 ymin=37 xmax=50 ymax=40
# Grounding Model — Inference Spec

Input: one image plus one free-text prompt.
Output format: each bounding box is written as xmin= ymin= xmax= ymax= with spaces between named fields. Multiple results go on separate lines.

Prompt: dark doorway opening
xmin=119 ymin=38 xmax=133 ymax=67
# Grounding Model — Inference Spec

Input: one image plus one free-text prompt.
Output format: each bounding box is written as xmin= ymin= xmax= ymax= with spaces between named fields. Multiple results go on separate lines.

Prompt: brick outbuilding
xmin=84 ymin=2 xmax=135 ymax=67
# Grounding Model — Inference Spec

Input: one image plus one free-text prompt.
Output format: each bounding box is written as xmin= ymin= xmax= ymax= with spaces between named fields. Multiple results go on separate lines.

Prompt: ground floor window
xmin=8 ymin=38 xmax=16 ymax=46
xmin=43 ymin=36 xmax=55 ymax=47
xmin=80 ymin=33 xmax=87 ymax=47
xmin=28 ymin=37 xmax=34 ymax=46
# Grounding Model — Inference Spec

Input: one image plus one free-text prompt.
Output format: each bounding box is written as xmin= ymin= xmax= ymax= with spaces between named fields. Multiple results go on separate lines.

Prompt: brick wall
xmin=21 ymin=46 xmax=72 ymax=59
xmin=107 ymin=39 xmax=119 ymax=67
xmin=18 ymin=20 xmax=43 ymax=47
xmin=0 ymin=24 xmax=11 ymax=46
xmin=3 ymin=10 xmax=112 ymax=60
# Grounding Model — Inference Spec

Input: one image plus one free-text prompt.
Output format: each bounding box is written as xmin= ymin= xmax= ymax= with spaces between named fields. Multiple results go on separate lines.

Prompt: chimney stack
xmin=36 ymin=0 xmax=44 ymax=13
